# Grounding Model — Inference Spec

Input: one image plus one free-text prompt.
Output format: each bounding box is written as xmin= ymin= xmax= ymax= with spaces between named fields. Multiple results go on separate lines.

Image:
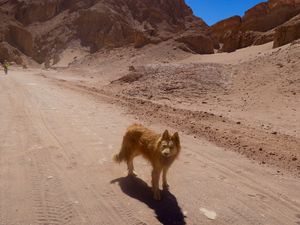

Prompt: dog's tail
xmin=113 ymin=151 xmax=124 ymax=163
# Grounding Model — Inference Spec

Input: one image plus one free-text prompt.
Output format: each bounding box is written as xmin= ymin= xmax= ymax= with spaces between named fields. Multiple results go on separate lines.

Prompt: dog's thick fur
xmin=113 ymin=124 xmax=181 ymax=200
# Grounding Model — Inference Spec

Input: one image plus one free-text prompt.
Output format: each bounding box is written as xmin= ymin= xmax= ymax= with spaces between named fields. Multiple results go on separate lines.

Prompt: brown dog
xmin=113 ymin=124 xmax=181 ymax=200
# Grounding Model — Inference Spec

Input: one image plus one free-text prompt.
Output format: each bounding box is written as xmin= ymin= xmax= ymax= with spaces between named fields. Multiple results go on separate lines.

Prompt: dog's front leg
xmin=152 ymin=168 xmax=162 ymax=200
xmin=162 ymin=167 xmax=170 ymax=190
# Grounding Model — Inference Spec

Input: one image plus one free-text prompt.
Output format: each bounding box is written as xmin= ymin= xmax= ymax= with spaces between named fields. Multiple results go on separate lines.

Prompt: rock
xmin=0 ymin=42 xmax=23 ymax=64
xmin=220 ymin=30 xmax=240 ymax=52
xmin=128 ymin=65 xmax=136 ymax=72
xmin=2 ymin=0 xmax=212 ymax=63
xmin=199 ymin=208 xmax=217 ymax=220
xmin=240 ymin=2 xmax=270 ymax=32
xmin=8 ymin=25 xmax=34 ymax=57
xmin=222 ymin=29 xmax=275 ymax=52
xmin=175 ymin=31 xmax=214 ymax=54
xmin=241 ymin=0 xmax=300 ymax=32
xmin=239 ymin=31 xmax=262 ymax=48
xmin=75 ymin=4 xmax=135 ymax=52
xmin=210 ymin=0 xmax=300 ymax=51
xmin=273 ymin=14 xmax=300 ymax=47
xmin=221 ymin=30 xmax=260 ymax=52
xmin=177 ymin=43 xmax=196 ymax=54
xmin=253 ymin=30 xmax=275 ymax=45
xmin=74 ymin=0 xmax=208 ymax=52
xmin=15 ymin=0 xmax=62 ymax=25
xmin=209 ymin=16 xmax=242 ymax=43
xmin=0 ymin=10 xmax=12 ymax=42
xmin=134 ymin=31 xmax=151 ymax=48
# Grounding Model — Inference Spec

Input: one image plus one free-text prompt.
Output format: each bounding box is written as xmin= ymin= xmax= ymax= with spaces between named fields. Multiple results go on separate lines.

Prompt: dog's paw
xmin=153 ymin=189 xmax=161 ymax=201
xmin=128 ymin=170 xmax=138 ymax=177
xmin=163 ymin=183 xmax=169 ymax=190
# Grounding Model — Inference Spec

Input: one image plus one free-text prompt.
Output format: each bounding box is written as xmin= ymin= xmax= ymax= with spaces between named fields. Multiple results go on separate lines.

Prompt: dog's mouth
xmin=162 ymin=153 xmax=171 ymax=158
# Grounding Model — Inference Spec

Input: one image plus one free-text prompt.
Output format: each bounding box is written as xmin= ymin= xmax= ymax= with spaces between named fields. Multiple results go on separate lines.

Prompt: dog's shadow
xmin=111 ymin=176 xmax=186 ymax=225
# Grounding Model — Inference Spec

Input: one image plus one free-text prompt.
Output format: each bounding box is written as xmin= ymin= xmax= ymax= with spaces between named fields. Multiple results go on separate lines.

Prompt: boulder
xmin=253 ymin=30 xmax=275 ymax=45
xmin=134 ymin=31 xmax=151 ymax=48
xmin=15 ymin=0 xmax=62 ymax=25
xmin=273 ymin=13 xmax=300 ymax=47
xmin=221 ymin=30 xmax=261 ymax=52
xmin=8 ymin=25 xmax=34 ymax=57
xmin=209 ymin=16 xmax=242 ymax=42
xmin=220 ymin=31 xmax=240 ymax=52
xmin=75 ymin=4 xmax=135 ymax=52
xmin=175 ymin=31 xmax=214 ymax=54
xmin=0 ymin=42 xmax=23 ymax=64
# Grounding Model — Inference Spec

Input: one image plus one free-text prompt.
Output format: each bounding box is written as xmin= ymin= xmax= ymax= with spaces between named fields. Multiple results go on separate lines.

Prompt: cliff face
xmin=0 ymin=0 xmax=214 ymax=65
xmin=209 ymin=0 xmax=300 ymax=52
xmin=273 ymin=13 xmax=300 ymax=47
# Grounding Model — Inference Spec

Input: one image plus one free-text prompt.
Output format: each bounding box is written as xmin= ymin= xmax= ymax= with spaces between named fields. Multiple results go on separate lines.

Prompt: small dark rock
xmin=276 ymin=63 xmax=284 ymax=68
xmin=129 ymin=65 xmax=136 ymax=72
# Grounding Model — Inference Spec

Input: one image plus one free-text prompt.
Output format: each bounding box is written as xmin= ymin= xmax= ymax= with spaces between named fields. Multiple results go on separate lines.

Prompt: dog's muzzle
xmin=162 ymin=148 xmax=171 ymax=157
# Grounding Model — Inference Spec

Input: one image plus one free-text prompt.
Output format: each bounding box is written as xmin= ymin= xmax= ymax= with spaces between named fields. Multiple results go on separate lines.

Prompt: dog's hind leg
xmin=113 ymin=136 xmax=131 ymax=163
xmin=127 ymin=155 xmax=137 ymax=176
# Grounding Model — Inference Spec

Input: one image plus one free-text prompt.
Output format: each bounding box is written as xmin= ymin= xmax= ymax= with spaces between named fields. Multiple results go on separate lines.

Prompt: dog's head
xmin=158 ymin=130 xmax=181 ymax=158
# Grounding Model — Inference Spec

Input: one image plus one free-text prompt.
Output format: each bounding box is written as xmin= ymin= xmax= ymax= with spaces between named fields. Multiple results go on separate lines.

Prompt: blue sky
xmin=185 ymin=0 xmax=266 ymax=26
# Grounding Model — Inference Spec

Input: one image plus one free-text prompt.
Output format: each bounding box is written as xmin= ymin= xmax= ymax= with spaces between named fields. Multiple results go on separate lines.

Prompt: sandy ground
xmin=0 ymin=66 xmax=300 ymax=225
xmin=41 ymin=41 xmax=300 ymax=175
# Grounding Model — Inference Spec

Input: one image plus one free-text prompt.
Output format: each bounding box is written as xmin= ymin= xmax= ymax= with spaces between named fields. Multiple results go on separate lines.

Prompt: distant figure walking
xmin=2 ymin=60 xmax=9 ymax=75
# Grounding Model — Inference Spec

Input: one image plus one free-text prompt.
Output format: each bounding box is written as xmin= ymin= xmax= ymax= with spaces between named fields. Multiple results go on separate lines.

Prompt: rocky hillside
xmin=209 ymin=0 xmax=300 ymax=52
xmin=0 ymin=0 xmax=215 ymax=65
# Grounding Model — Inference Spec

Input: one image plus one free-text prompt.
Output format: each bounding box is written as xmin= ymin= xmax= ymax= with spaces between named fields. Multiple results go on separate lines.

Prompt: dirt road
xmin=0 ymin=69 xmax=300 ymax=225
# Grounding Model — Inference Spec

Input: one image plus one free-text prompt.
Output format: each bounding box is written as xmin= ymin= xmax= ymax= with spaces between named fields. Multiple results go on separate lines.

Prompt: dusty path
xmin=0 ymin=69 xmax=300 ymax=225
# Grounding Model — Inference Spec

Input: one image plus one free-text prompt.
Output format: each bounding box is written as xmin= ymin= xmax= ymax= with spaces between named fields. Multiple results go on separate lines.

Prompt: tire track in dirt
xmin=0 ymin=78 xmax=38 ymax=225
xmin=11 ymin=73 xmax=152 ymax=225
xmin=0 ymin=76 xmax=80 ymax=225
xmin=27 ymin=150 xmax=76 ymax=225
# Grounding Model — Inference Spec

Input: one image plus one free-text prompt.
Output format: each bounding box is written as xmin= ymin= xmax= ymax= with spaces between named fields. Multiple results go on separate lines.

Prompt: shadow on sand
xmin=111 ymin=176 xmax=186 ymax=225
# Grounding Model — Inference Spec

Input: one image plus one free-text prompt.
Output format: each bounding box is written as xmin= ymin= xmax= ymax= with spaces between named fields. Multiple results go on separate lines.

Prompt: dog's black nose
xmin=163 ymin=152 xmax=169 ymax=157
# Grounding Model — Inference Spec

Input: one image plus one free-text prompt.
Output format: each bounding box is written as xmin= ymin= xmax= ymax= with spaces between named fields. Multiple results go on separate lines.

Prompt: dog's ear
xmin=172 ymin=132 xmax=180 ymax=146
xmin=162 ymin=129 xmax=169 ymax=139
